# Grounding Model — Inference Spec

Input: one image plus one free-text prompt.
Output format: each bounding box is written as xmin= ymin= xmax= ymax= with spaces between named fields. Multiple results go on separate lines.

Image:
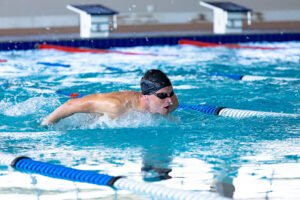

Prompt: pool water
xmin=0 ymin=42 xmax=300 ymax=199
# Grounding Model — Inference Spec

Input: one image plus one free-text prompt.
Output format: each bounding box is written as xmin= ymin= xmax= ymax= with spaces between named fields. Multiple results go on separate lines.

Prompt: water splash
xmin=50 ymin=111 xmax=170 ymax=130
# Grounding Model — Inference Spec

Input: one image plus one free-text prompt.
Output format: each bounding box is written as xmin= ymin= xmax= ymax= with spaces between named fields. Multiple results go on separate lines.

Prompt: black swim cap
xmin=140 ymin=69 xmax=172 ymax=95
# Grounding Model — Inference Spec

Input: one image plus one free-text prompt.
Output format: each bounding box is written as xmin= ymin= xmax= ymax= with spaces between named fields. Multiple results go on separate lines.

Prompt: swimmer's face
xmin=147 ymin=86 xmax=178 ymax=115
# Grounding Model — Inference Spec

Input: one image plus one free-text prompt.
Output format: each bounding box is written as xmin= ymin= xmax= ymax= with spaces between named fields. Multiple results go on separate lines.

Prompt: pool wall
xmin=0 ymin=32 xmax=300 ymax=51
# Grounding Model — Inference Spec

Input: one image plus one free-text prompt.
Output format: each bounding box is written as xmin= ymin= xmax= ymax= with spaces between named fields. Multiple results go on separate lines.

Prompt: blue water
xmin=0 ymin=42 xmax=300 ymax=199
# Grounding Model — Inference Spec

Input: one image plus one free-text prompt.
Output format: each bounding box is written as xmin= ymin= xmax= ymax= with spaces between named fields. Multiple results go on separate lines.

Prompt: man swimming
xmin=41 ymin=69 xmax=179 ymax=125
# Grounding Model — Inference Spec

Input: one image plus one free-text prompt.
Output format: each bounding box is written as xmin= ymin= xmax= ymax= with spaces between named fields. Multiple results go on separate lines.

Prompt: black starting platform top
xmin=202 ymin=2 xmax=251 ymax=12
xmin=68 ymin=4 xmax=119 ymax=16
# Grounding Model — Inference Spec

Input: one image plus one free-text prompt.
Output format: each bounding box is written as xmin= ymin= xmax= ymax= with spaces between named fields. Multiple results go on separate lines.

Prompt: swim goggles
xmin=152 ymin=90 xmax=174 ymax=99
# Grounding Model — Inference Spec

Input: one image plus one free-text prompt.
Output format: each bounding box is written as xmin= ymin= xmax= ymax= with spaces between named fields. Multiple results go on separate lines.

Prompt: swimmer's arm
xmin=41 ymin=98 xmax=93 ymax=126
xmin=41 ymin=96 xmax=123 ymax=125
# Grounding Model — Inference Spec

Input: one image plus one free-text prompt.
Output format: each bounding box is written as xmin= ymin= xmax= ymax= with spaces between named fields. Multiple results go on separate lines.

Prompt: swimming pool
xmin=0 ymin=41 xmax=299 ymax=199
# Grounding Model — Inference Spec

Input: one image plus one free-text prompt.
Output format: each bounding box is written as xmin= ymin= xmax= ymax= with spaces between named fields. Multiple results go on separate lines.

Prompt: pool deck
xmin=1 ymin=21 xmax=300 ymax=42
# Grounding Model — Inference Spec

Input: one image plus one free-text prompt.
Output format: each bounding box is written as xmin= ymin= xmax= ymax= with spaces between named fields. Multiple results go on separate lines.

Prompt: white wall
xmin=0 ymin=0 xmax=299 ymax=29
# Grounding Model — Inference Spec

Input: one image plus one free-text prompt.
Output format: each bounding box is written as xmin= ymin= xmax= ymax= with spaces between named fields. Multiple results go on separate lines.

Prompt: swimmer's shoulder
xmin=119 ymin=90 xmax=140 ymax=96
xmin=91 ymin=90 xmax=140 ymax=100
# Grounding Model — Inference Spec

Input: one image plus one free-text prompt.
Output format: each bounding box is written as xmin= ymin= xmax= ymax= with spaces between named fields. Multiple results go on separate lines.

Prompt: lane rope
xmin=37 ymin=44 xmax=177 ymax=57
xmin=178 ymin=39 xmax=282 ymax=50
xmin=178 ymin=104 xmax=299 ymax=118
xmin=210 ymin=72 xmax=300 ymax=81
xmin=37 ymin=62 xmax=71 ymax=68
xmin=0 ymin=153 xmax=226 ymax=200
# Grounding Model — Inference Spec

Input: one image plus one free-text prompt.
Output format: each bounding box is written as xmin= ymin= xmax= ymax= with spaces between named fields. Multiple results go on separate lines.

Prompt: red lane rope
xmin=0 ymin=59 xmax=7 ymax=63
xmin=178 ymin=39 xmax=282 ymax=50
xmin=37 ymin=44 xmax=175 ymax=57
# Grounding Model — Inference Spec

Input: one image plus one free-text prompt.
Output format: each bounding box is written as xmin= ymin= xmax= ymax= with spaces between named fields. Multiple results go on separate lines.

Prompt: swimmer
xmin=41 ymin=69 xmax=179 ymax=126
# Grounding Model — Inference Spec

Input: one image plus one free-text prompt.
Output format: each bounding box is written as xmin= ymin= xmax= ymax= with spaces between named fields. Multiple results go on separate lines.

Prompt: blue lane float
xmin=105 ymin=66 xmax=124 ymax=73
xmin=178 ymin=104 xmax=224 ymax=115
xmin=210 ymin=72 xmax=300 ymax=81
xmin=0 ymin=153 xmax=226 ymax=200
xmin=103 ymin=66 xmax=141 ymax=74
xmin=14 ymin=157 xmax=118 ymax=186
xmin=37 ymin=62 xmax=71 ymax=68
xmin=210 ymin=72 xmax=243 ymax=80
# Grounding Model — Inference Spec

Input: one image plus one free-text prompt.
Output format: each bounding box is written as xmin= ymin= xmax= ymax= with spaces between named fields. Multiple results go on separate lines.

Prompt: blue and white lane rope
xmin=0 ymin=153 xmax=227 ymax=200
xmin=211 ymin=72 xmax=300 ymax=81
xmin=178 ymin=104 xmax=299 ymax=118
